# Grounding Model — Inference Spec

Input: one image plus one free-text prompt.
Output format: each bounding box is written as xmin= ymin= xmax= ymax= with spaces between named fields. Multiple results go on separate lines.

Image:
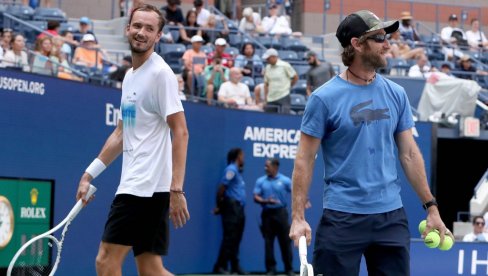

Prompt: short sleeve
xmin=221 ymin=167 xmax=236 ymax=186
xmin=154 ymin=68 xmax=184 ymax=120
xmin=300 ymin=94 xmax=328 ymax=139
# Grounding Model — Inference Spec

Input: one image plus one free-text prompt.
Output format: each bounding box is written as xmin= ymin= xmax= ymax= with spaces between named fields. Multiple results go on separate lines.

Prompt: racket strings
xmin=10 ymin=236 xmax=57 ymax=276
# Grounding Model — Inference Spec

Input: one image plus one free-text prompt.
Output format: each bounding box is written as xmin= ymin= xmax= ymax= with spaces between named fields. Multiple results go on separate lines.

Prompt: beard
xmin=128 ymin=35 xmax=153 ymax=54
xmin=360 ymin=43 xmax=387 ymax=69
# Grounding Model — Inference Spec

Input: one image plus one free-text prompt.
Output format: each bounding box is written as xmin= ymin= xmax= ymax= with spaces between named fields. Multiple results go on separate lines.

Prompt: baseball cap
xmin=336 ymin=10 xmax=399 ymax=48
xmin=80 ymin=16 xmax=91 ymax=25
xmin=215 ymin=38 xmax=227 ymax=46
xmin=448 ymin=14 xmax=458 ymax=21
xmin=191 ymin=35 xmax=204 ymax=43
xmin=81 ymin=33 xmax=96 ymax=42
xmin=305 ymin=50 xmax=317 ymax=59
xmin=262 ymin=48 xmax=278 ymax=59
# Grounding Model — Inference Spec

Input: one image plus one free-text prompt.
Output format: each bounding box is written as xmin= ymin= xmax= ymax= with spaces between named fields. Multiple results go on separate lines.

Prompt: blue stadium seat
xmin=385 ymin=57 xmax=411 ymax=76
xmin=294 ymin=64 xmax=310 ymax=79
xmin=290 ymin=93 xmax=307 ymax=113
xmin=59 ymin=22 xmax=76 ymax=33
xmin=22 ymin=20 xmax=47 ymax=43
xmin=282 ymin=37 xmax=308 ymax=52
xmin=33 ymin=7 xmax=67 ymax=22
xmin=257 ymin=36 xmax=282 ymax=50
xmin=6 ymin=5 xmax=34 ymax=21
xmin=224 ymin=46 xmax=239 ymax=56
xmin=278 ymin=50 xmax=299 ymax=62
xmin=291 ymin=79 xmax=307 ymax=95
xmin=200 ymin=44 xmax=214 ymax=55
xmin=241 ymin=76 xmax=255 ymax=92
xmin=159 ymin=43 xmax=186 ymax=72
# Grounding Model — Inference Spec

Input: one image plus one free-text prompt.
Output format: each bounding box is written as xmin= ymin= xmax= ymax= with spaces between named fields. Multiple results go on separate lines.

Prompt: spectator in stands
xmin=51 ymin=37 xmax=78 ymax=81
xmin=466 ymin=18 xmax=488 ymax=51
xmin=305 ymin=51 xmax=335 ymax=97
xmin=182 ymin=35 xmax=207 ymax=96
xmin=178 ymin=10 xmax=203 ymax=46
xmin=37 ymin=20 xmax=60 ymax=39
xmin=218 ymin=67 xmax=260 ymax=110
xmin=207 ymin=38 xmax=233 ymax=68
xmin=203 ymin=57 xmax=229 ymax=105
xmin=439 ymin=62 xmax=454 ymax=77
xmin=455 ymin=55 xmax=488 ymax=80
xmin=194 ymin=0 xmax=210 ymax=26
xmin=202 ymin=14 xmax=230 ymax=43
xmin=262 ymin=48 xmax=297 ymax=113
xmin=440 ymin=14 xmax=468 ymax=59
xmin=73 ymin=17 xmax=97 ymax=43
xmin=72 ymin=34 xmax=104 ymax=70
xmin=109 ymin=55 xmax=132 ymax=87
xmin=398 ymin=11 xmax=420 ymax=44
xmin=234 ymin=42 xmax=263 ymax=78
xmin=2 ymin=33 xmax=30 ymax=72
xmin=161 ymin=0 xmax=184 ymax=26
xmin=387 ymin=30 xmax=425 ymax=60
xmin=23 ymin=0 xmax=51 ymax=8
xmin=463 ymin=216 xmax=488 ymax=242
xmin=2 ymin=28 xmax=13 ymax=53
xmin=261 ymin=4 xmax=293 ymax=37
xmin=408 ymin=54 xmax=431 ymax=78
xmin=238 ymin=7 xmax=263 ymax=36
xmin=176 ymin=74 xmax=187 ymax=101
xmin=31 ymin=36 xmax=57 ymax=76
xmin=216 ymin=0 xmax=232 ymax=19
xmin=59 ymin=30 xmax=79 ymax=61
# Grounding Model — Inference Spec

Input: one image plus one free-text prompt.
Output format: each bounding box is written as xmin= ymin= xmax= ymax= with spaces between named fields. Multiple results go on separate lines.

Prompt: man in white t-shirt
xmin=440 ymin=14 xmax=468 ymax=59
xmin=76 ymin=4 xmax=189 ymax=275
xmin=218 ymin=67 xmax=261 ymax=110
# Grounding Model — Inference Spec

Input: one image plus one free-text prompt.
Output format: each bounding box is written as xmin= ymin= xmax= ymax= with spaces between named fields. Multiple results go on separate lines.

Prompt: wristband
xmin=85 ymin=158 xmax=106 ymax=179
xmin=423 ymin=198 xmax=438 ymax=210
xmin=170 ymin=189 xmax=185 ymax=195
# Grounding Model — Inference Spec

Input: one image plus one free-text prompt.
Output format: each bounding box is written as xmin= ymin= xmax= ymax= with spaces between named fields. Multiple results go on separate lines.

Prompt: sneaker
xmin=231 ymin=266 xmax=248 ymax=275
xmin=266 ymin=269 xmax=276 ymax=275
xmin=213 ymin=266 xmax=230 ymax=275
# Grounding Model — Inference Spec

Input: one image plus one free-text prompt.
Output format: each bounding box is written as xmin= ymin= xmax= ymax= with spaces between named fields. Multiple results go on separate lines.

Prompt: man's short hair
xmin=129 ymin=4 xmax=165 ymax=32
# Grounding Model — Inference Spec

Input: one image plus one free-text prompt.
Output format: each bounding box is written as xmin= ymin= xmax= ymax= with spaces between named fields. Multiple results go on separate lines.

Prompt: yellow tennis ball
xmin=439 ymin=235 xmax=454 ymax=251
xmin=424 ymin=231 xmax=440 ymax=248
xmin=418 ymin=220 xmax=427 ymax=234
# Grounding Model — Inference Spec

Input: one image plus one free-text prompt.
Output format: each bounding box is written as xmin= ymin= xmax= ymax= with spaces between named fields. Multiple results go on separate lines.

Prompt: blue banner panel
xmin=0 ymin=69 xmax=436 ymax=275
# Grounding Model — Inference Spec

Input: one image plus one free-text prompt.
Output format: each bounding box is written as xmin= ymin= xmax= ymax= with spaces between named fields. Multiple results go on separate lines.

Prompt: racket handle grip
xmin=85 ymin=184 xmax=97 ymax=200
xmin=299 ymin=236 xmax=307 ymax=259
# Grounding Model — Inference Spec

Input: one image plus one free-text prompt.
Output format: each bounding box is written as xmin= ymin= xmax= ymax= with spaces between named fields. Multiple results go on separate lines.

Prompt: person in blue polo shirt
xmin=213 ymin=148 xmax=247 ymax=275
xmin=254 ymin=158 xmax=293 ymax=276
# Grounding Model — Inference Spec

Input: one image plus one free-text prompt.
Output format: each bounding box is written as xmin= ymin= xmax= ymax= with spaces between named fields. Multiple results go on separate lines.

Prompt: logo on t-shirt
xmin=121 ymin=102 xmax=136 ymax=128
xmin=350 ymin=100 xmax=390 ymax=126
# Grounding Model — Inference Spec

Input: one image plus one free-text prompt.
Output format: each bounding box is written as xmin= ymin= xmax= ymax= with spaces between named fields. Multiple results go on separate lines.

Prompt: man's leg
xmin=262 ymin=211 xmax=277 ymax=273
xmin=96 ymin=242 xmax=131 ymax=276
xmin=136 ymin=253 xmax=173 ymax=276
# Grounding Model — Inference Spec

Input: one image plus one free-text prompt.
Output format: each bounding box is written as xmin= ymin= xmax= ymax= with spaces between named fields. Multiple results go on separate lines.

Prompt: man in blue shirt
xmin=213 ymin=148 xmax=247 ymax=275
xmin=288 ymin=10 xmax=453 ymax=276
xmin=254 ymin=158 xmax=293 ymax=276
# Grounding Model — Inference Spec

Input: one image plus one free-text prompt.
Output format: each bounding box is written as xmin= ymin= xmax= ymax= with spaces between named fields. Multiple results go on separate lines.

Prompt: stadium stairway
xmin=300 ymin=32 xmax=346 ymax=73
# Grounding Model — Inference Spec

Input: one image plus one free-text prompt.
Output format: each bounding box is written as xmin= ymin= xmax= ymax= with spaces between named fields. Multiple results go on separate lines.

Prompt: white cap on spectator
xmin=243 ymin=7 xmax=253 ymax=17
xmin=262 ymin=48 xmax=278 ymax=59
xmin=191 ymin=35 xmax=204 ymax=43
xmin=215 ymin=38 xmax=227 ymax=46
xmin=82 ymin=34 xmax=96 ymax=42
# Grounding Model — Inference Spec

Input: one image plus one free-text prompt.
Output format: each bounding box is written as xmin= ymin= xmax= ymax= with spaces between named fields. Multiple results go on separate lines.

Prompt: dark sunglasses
xmin=475 ymin=221 xmax=485 ymax=225
xmin=365 ymin=33 xmax=388 ymax=43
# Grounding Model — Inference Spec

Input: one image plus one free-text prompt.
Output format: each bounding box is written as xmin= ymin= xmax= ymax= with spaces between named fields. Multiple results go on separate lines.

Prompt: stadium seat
xmin=33 ymin=7 xmax=67 ymax=22
xmin=282 ymin=37 xmax=309 ymax=52
xmin=59 ymin=22 xmax=76 ymax=33
xmin=5 ymin=5 xmax=34 ymax=21
xmin=294 ymin=64 xmax=310 ymax=79
xmin=278 ymin=50 xmax=299 ymax=62
xmin=241 ymin=76 xmax=255 ymax=92
xmin=200 ymin=44 xmax=214 ymax=55
xmin=290 ymin=93 xmax=307 ymax=113
xmin=291 ymin=79 xmax=307 ymax=95
xmin=224 ymin=46 xmax=239 ymax=56
xmin=22 ymin=20 xmax=47 ymax=43
xmin=158 ymin=43 xmax=186 ymax=72
xmin=384 ymin=57 xmax=411 ymax=76
xmin=257 ymin=36 xmax=282 ymax=50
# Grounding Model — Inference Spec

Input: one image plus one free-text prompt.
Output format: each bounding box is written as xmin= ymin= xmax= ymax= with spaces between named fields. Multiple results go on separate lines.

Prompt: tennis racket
xmin=299 ymin=236 xmax=314 ymax=276
xmin=7 ymin=184 xmax=97 ymax=276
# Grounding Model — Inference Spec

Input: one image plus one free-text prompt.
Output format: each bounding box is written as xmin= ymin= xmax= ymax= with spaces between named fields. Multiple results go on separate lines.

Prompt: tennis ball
xmin=424 ymin=231 xmax=440 ymax=248
xmin=418 ymin=220 xmax=427 ymax=234
xmin=439 ymin=235 xmax=454 ymax=251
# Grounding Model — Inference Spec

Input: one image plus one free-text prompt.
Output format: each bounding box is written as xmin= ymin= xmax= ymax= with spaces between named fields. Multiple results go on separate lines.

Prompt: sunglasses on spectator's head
xmin=3 ymin=28 xmax=12 ymax=33
xmin=364 ymin=33 xmax=388 ymax=43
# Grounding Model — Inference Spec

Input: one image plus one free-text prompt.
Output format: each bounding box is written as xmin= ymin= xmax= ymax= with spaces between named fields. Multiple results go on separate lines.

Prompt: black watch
xmin=423 ymin=198 xmax=438 ymax=210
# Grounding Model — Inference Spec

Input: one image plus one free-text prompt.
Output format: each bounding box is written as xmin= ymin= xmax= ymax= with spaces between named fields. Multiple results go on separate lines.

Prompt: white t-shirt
xmin=197 ymin=8 xmax=211 ymax=26
xmin=118 ymin=52 xmax=183 ymax=197
xmin=440 ymin=26 xmax=466 ymax=43
xmin=466 ymin=30 xmax=487 ymax=47
xmin=218 ymin=81 xmax=251 ymax=106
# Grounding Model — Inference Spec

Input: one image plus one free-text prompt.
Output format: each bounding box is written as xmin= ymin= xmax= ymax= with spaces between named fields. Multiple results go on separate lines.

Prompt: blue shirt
xmin=254 ymin=173 xmax=291 ymax=209
xmin=221 ymin=163 xmax=246 ymax=205
xmin=301 ymin=74 xmax=414 ymax=214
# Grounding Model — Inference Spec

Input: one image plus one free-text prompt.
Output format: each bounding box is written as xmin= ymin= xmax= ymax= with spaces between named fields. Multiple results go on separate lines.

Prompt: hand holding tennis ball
xmin=424 ymin=231 xmax=440 ymax=248
xmin=438 ymin=235 xmax=454 ymax=251
xmin=419 ymin=219 xmax=454 ymax=250
xmin=418 ymin=220 xmax=427 ymax=235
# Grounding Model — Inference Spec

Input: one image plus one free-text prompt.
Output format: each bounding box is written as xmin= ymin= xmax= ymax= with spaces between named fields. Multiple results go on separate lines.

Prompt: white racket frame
xmin=7 ymin=184 xmax=97 ymax=276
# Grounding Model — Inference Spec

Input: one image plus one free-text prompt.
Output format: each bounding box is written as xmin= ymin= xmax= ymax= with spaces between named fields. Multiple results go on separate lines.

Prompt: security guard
xmin=213 ymin=148 xmax=247 ymax=275
xmin=254 ymin=158 xmax=293 ymax=276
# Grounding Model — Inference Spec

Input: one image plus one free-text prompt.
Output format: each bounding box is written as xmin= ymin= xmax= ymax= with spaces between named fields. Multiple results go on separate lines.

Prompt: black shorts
xmin=102 ymin=192 xmax=170 ymax=257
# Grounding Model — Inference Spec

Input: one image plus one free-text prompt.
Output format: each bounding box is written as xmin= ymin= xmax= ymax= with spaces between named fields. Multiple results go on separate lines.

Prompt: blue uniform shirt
xmin=301 ymin=74 xmax=414 ymax=214
xmin=221 ymin=163 xmax=246 ymax=206
xmin=254 ymin=172 xmax=291 ymax=209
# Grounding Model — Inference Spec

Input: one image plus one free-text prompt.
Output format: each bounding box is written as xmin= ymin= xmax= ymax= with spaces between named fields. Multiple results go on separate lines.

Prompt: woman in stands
xmin=1 ymin=28 xmax=13 ymax=53
xmin=31 ymin=36 xmax=58 ymax=76
xmin=387 ymin=30 xmax=425 ymax=60
xmin=234 ymin=42 xmax=263 ymax=78
xmin=3 ymin=33 xmax=30 ymax=72
xmin=466 ymin=18 xmax=488 ymax=52
xmin=201 ymin=14 xmax=229 ymax=44
xmin=178 ymin=9 xmax=203 ymax=46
